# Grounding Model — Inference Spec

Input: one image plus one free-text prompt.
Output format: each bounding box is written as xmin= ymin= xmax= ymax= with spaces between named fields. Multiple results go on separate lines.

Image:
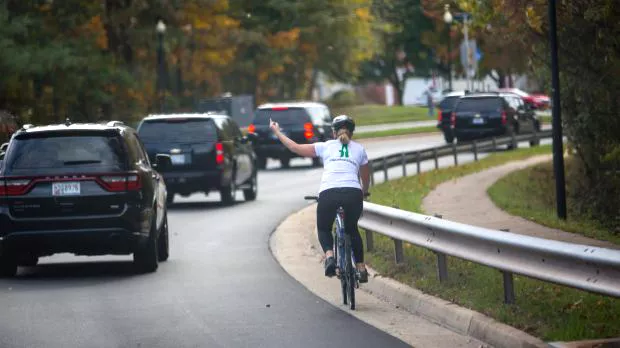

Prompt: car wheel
xmin=157 ymin=211 xmax=169 ymax=262
xmin=257 ymin=156 xmax=267 ymax=170
xmin=443 ymin=132 xmax=454 ymax=144
xmin=220 ymin=179 xmax=236 ymax=205
xmin=243 ymin=172 xmax=257 ymax=201
xmin=280 ymin=158 xmax=290 ymax=168
xmin=312 ymin=157 xmax=322 ymax=167
xmin=133 ymin=216 xmax=159 ymax=273
xmin=0 ymin=253 xmax=18 ymax=277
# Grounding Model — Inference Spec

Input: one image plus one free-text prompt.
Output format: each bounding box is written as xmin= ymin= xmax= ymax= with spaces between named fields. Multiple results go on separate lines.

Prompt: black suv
xmin=452 ymin=93 xmax=541 ymax=144
xmin=0 ymin=121 xmax=171 ymax=277
xmin=437 ymin=91 xmax=467 ymax=143
xmin=248 ymin=102 xmax=333 ymax=169
xmin=136 ymin=114 xmax=257 ymax=205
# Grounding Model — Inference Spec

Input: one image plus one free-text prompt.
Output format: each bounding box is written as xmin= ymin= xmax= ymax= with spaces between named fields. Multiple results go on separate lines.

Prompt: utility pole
xmin=548 ymin=0 xmax=567 ymax=219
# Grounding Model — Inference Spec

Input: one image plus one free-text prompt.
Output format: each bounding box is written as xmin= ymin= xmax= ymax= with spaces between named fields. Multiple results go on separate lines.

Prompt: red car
xmin=498 ymin=88 xmax=550 ymax=110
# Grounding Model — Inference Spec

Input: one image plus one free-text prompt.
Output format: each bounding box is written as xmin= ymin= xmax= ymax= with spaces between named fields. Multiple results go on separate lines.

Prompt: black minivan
xmin=137 ymin=114 xmax=258 ymax=205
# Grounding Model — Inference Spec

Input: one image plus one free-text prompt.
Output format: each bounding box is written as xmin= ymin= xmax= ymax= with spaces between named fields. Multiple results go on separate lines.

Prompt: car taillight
xmin=450 ymin=112 xmax=456 ymax=127
xmin=248 ymin=124 xmax=256 ymax=134
xmin=99 ymin=174 xmax=141 ymax=192
xmin=0 ymin=178 xmax=32 ymax=196
xmin=501 ymin=111 xmax=507 ymax=125
xmin=303 ymin=122 xmax=314 ymax=140
xmin=437 ymin=109 xmax=443 ymax=122
xmin=215 ymin=142 xmax=224 ymax=165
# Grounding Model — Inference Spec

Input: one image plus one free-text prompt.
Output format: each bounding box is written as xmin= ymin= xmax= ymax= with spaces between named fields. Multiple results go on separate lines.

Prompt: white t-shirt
xmin=314 ymin=140 xmax=369 ymax=193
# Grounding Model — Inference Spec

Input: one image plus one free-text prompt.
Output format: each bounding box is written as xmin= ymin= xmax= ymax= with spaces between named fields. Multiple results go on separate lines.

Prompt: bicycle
xmin=305 ymin=192 xmax=369 ymax=310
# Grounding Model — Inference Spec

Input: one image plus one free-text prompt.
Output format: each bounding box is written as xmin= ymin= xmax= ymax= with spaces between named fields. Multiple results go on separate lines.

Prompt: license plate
xmin=171 ymin=154 xmax=186 ymax=165
xmin=472 ymin=118 xmax=485 ymax=125
xmin=52 ymin=182 xmax=81 ymax=196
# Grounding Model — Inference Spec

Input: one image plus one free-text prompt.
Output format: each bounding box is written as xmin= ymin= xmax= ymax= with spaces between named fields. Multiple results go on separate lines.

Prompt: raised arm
xmin=270 ymin=118 xmax=317 ymax=158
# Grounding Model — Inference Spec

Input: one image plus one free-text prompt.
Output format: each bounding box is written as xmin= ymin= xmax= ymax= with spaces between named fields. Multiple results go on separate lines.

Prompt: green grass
xmin=355 ymin=126 xmax=439 ymax=139
xmin=488 ymin=160 xmax=620 ymax=245
xmin=332 ymin=104 xmax=431 ymax=126
xmin=365 ymin=144 xmax=620 ymax=341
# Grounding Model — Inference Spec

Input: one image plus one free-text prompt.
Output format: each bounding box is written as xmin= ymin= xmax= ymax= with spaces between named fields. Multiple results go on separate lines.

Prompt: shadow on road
xmin=0 ymin=260 xmax=150 ymax=286
xmin=167 ymin=199 xmax=250 ymax=211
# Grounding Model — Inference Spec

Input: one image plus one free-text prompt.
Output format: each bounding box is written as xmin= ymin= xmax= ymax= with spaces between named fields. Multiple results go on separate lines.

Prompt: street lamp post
xmin=443 ymin=5 xmax=453 ymax=91
xmin=156 ymin=20 xmax=166 ymax=113
xmin=547 ymin=0 xmax=567 ymax=219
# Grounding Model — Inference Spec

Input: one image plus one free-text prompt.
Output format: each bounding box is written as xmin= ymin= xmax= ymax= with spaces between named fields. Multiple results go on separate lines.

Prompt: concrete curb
xmin=274 ymin=203 xmax=549 ymax=348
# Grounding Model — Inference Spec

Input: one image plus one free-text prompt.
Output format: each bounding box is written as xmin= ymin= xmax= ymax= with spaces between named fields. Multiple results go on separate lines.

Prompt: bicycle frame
xmin=334 ymin=207 xmax=356 ymax=272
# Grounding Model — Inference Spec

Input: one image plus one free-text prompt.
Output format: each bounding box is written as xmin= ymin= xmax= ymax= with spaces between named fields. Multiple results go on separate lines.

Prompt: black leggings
xmin=316 ymin=188 xmax=364 ymax=263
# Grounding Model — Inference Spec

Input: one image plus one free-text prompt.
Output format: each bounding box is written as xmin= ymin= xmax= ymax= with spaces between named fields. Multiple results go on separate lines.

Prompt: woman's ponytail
xmin=337 ymin=128 xmax=351 ymax=145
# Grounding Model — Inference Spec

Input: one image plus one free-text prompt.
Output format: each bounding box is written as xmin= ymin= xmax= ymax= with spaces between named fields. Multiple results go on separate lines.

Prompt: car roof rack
xmin=106 ymin=121 xmax=125 ymax=127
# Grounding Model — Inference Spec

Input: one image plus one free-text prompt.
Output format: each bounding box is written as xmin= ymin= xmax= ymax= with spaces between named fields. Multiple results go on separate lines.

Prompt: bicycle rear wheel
xmin=344 ymin=234 xmax=355 ymax=310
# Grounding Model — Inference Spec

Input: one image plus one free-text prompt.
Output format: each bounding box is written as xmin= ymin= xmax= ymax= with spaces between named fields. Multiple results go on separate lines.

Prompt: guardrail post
xmin=532 ymin=131 xmax=539 ymax=147
xmin=382 ymin=158 xmax=388 ymax=182
xmin=502 ymin=271 xmax=516 ymax=304
xmin=511 ymin=131 xmax=518 ymax=150
xmin=401 ymin=153 xmax=407 ymax=177
xmin=452 ymin=143 xmax=458 ymax=166
xmin=416 ymin=152 xmax=421 ymax=174
xmin=492 ymin=137 xmax=497 ymax=152
xmin=433 ymin=148 xmax=439 ymax=169
xmin=365 ymin=230 xmax=374 ymax=252
xmin=436 ymin=253 xmax=448 ymax=283
xmin=433 ymin=214 xmax=448 ymax=282
xmin=393 ymin=239 xmax=404 ymax=264
xmin=472 ymin=141 xmax=479 ymax=161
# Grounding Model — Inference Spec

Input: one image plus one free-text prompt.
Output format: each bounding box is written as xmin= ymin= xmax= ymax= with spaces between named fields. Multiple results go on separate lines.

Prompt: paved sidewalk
xmin=422 ymin=155 xmax=618 ymax=249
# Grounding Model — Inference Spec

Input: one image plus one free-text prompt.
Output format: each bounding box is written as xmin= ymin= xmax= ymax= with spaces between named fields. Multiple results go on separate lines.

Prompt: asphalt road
xmin=0 ymin=135 xmax=450 ymax=348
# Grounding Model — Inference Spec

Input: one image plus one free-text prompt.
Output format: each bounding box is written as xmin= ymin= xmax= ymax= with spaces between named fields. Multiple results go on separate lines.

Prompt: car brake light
xmin=303 ymin=122 xmax=314 ymax=140
xmin=99 ymin=174 xmax=141 ymax=192
xmin=0 ymin=178 xmax=32 ymax=196
xmin=271 ymin=107 xmax=288 ymax=111
xmin=215 ymin=142 xmax=224 ymax=165
xmin=248 ymin=124 xmax=256 ymax=134
xmin=450 ymin=112 xmax=456 ymax=127
xmin=437 ymin=109 xmax=442 ymax=122
xmin=501 ymin=111 xmax=507 ymax=125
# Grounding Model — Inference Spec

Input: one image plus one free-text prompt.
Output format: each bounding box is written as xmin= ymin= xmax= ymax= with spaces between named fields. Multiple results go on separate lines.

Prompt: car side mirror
xmin=154 ymin=154 xmax=172 ymax=171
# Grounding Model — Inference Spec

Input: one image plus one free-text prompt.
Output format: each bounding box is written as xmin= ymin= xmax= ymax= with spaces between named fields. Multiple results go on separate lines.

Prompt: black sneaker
xmin=358 ymin=268 xmax=369 ymax=283
xmin=324 ymin=256 xmax=336 ymax=277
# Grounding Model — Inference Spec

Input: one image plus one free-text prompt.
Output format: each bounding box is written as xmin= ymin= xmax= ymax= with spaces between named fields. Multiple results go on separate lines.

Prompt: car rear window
xmin=254 ymin=108 xmax=311 ymax=125
xmin=438 ymin=96 xmax=461 ymax=111
xmin=456 ymin=97 xmax=502 ymax=112
xmin=4 ymin=134 xmax=126 ymax=175
xmin=138 ymin=118 xmax=218 ymax=144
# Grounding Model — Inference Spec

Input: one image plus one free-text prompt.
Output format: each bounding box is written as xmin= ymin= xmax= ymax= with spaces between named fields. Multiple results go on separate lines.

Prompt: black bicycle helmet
xmin=331 ymin=114 xmax=355 ymax=134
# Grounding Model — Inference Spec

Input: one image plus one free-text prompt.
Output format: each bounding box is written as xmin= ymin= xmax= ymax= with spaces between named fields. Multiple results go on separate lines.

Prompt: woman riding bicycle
xmin=269 ymin=114 xmax=371 ymax=283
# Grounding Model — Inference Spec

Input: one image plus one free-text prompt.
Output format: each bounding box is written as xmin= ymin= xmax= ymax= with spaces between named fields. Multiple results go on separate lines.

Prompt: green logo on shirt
xmin=339 ymin=144 xmax=349 ymax=158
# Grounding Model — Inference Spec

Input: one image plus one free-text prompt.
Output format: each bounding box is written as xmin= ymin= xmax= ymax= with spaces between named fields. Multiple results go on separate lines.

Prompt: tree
xmin=459 ymin=0 xmax=620 ymax=231
xmin=358 ymin=0 xmax=436 ymax=105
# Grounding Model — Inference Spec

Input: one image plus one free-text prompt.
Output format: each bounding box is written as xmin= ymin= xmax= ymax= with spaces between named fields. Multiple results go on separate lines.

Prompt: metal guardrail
xmin=368 ymin=129 xmax=553 ymax=184
xmin=362 ymin=130 xmax=620 ymax=302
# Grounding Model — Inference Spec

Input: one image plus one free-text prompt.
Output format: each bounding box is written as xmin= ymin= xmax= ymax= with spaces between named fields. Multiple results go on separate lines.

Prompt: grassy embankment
xmin=365 ymin=144 xmax=620 ymax=341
